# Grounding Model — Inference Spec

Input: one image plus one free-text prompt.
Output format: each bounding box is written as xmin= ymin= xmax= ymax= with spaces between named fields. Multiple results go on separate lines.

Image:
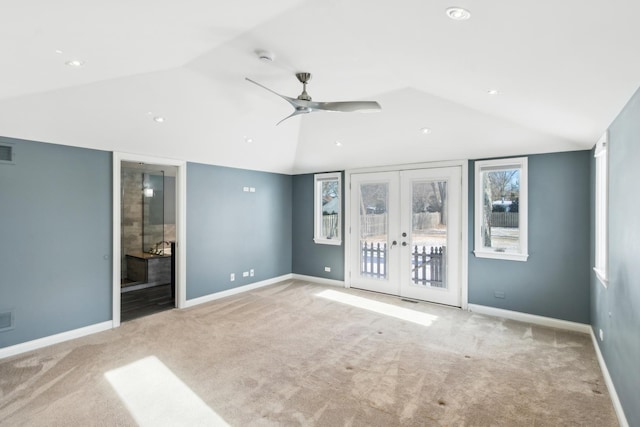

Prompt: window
xmin=474 ymin=157 xmax=528 ymax=261
xmin=314 ymin=172 xmax=342 ymax=245
xmin=594 ymin=132 xmax=608 ymax=287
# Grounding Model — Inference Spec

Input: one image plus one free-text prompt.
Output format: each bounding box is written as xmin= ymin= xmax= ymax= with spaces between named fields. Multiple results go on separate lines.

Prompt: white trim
xmin=460 ymin=161 xmax=469 ymax=310
xmin=593 ymin=267 xmax=609 ymax=289
xmin=473 ymin=250 xmax=529 ymax=262
xmin=292 ymin=274 xmax=345 ymax=287
xmin=594 ymin=132 xmax=608 ymax=288
xmin=467 ymin=304 xmax=591 ymax=334
xmin=347 ymin=159 xmax=467 ymax=174
xmin=344 ymin=171 xmax=353 ymax=289
xmin=183 ymin=274 xmax=293 ymax=308
xmin=0 ymin=321 xmax=112 ymax=360
xmin=590 ymin=329 xmax=629 ymax=427
xmin=113 ymin=152 xmax=188 ymax=328
xmin=474 ymin=157 xmax=528 ymax=262
xmin=314 ymin=172 xmax=342 ymax=246
xmin=344 ymin=159 xmax=468 ymax=304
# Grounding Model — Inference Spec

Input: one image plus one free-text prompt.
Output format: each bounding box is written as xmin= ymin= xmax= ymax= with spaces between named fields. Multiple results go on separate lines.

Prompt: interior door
xmin=350 ymin=167 xmax=461 ymax=307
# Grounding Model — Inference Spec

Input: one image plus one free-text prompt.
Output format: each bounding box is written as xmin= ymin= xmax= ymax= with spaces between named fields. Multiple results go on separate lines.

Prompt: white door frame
xmin=344 ymin=160 xmax=468 ymax=309
xmin=112 ymin=152 xmax=187 ymax=327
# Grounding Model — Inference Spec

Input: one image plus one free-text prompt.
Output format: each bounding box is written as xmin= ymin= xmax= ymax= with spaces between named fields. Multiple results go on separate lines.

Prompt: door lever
xmin=390 ymin=240 xmax=398 ymax=249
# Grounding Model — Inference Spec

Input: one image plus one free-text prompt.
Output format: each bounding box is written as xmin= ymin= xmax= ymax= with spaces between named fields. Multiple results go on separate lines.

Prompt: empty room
xmin=0 ymin=1 xmax=638 ymax=426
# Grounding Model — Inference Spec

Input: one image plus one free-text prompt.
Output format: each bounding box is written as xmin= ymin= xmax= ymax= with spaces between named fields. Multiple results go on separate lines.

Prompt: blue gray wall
xmin=468 ymin=151 xmax=591 ymax=323
xmin=291 ymin=173 xmax=345 ymax=281
xmin=0 ymin=137 xmax=112 ymax=348
xmin=591 ymin=87 xmax=640 ymax=426
xmin=186 ymin=162 xmax=292 ymax=300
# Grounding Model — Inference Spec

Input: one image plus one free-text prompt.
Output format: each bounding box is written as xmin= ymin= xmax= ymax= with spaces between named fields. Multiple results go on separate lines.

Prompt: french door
xmin=349 ymin=167 xmax=461 ymax=306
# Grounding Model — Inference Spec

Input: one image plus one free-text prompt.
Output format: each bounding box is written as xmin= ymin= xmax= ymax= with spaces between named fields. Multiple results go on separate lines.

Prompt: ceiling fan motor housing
xmin=296 ymin=72 xmax=312 ymax=101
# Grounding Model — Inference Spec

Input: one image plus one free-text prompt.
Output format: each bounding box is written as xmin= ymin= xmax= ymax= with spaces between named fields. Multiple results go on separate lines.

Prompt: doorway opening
xmin=120 ymin=162 xmax=177 ymax=321
xmin=112 ymin=153 xmax=186 ymax=327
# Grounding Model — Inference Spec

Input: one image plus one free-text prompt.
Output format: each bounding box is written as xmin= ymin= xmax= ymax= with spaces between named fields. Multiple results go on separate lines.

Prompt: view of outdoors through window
xmin=481 ymin=168 xmax=520 ymax=251
xmin=359 ymin=183 xmax=389 ymax=279
xmin=321 ymin=179 xmax=340 ymax=239
xmin=411 ymin=180 xmax=448 ymax=288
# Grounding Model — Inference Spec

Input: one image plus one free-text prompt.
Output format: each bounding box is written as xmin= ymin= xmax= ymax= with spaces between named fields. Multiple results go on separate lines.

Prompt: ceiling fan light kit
xmin=246 ymin=72 xmax=381 ymax=125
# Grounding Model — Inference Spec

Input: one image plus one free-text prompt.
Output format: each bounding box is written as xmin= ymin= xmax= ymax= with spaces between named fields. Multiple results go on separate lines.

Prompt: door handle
xmin=390 ymin=240 xmax=398 ymax=249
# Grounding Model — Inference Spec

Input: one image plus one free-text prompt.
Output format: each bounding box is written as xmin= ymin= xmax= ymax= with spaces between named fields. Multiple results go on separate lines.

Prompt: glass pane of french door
xmin=359 ymin=182 xmax=389 ymax=279
xmin=409 ymin=179 xmax=448 ymax=289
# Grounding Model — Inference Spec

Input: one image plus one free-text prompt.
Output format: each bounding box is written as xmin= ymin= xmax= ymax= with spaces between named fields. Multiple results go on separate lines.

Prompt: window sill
xmin=474 ymin=250 xmax=529 ymax=262
xmin=314 ymin=238 xmax=342 ymax=246
xmin=593 ymin=267 xmax=608 ymax=289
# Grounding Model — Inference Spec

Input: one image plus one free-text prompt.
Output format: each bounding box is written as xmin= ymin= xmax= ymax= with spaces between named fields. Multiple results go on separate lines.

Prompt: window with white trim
xmin=474 ymin=157 xmax=528 ymax=261
xmin=314 ymin=172 xmax=342 ymax=245
xmin=594 ymin=132 xmax=608 ymax=287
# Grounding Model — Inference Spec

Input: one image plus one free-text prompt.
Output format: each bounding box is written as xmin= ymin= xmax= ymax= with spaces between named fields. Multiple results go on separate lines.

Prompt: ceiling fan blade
xmin=246 ymin=75 xmax=381 ymax=125
xmin=276 ymin=108 xmax=311 ymax=126
xmin=314 ymin=101 xmax=382 ymax=113
xmin=245 ymin=77 xmax=299 ymax=109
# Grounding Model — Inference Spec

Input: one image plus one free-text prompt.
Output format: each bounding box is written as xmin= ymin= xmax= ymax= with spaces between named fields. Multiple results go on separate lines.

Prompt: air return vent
xmin=0 ymin=310 xmax=14 ymax=332
xmin=0 ymin=143 xmax=14 ymax=164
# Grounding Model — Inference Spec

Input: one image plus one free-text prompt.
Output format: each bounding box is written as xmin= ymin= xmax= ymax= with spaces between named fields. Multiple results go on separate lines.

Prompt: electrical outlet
xmin=599 ymin=328 xmax=604 ymax=341
xmin=324 ymin=266 xmax=331 ymax=272
xmin=494 ymin=291 xmax=505 ymax=299
xmin=243 ymin=271 xmax=249 ymax=277
xmin=250 ymin=269 xmax=254 ymax=277
xmin=249 ymin=187 xmax=256 ymax=192
xmin=230 ymin=273 xmax=235 ymax=281
xmin=243 ymin=186 xmax=249 ymax=192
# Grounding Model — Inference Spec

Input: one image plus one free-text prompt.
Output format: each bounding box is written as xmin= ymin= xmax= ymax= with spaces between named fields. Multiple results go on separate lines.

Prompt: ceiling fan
xmin=246 ymin=72 xmax=381 ymax=125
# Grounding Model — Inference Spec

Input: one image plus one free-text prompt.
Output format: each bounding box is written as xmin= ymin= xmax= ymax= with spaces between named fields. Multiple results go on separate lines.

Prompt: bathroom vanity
xmin=126 ymin=252 xmax=171 ymax=286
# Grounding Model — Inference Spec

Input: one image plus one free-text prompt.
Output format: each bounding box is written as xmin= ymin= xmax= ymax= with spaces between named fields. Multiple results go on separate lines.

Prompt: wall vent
xmin=0 ymin=143 xmax=14 ymax=164
xmin=0 ymin=310 xmax=14 ymax=332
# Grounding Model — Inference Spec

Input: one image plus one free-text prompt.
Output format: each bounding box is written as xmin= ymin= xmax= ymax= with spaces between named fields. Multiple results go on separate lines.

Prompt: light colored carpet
xmin=0 ymin=280 xmax=618 ymax=426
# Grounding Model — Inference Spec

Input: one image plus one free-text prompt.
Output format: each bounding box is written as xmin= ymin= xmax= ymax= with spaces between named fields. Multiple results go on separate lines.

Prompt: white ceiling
xmin=1 ymin=0 xmax=638 ymax=174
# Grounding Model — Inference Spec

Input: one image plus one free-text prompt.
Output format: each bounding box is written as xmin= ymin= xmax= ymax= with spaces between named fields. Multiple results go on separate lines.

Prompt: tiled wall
xmin=121 ymin=170 xmax=143 ymax=280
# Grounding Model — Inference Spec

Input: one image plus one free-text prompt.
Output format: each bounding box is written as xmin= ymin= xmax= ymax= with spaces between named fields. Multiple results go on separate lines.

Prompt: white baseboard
xmin=0 ymin=321 xmax=113 ymax=360
xmin=467 ymin=304 xmax=591 ymax=334
xmin=291 ymin=274 xmax=345 ymax=288
xmin=590 ymin=329 xmax=629 ymax=427
xmin=184 ymin=274 xmax=293 ymax=308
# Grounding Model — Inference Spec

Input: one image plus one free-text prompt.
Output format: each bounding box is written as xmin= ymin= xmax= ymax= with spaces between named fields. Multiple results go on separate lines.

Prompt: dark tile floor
xmin=121 ymin=284 xmax=174 ymax=322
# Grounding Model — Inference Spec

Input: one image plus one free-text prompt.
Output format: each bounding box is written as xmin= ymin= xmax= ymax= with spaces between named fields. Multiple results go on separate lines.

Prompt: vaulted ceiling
xmin=1 ymin=1 xmax=639 ymax=174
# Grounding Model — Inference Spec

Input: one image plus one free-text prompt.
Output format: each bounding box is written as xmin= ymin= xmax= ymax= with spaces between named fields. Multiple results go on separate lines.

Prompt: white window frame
xmin=594 ymin=132 xmax=608 ymax=288
xmin=314 ymin=172 xmax=342 ymax=246
xmin=474 ymin=157 xmax=528 ymax=261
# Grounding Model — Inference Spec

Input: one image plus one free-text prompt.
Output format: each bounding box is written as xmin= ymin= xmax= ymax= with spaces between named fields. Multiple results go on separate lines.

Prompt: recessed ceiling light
xmin=446 ymin=7 xmax=471 ymax=21
xmin=65 ymin=59 xmax=85 ymax=67
xmin=335 ymin=141 xmax=343 ymax=147
xmin=487 ymin=89 xmax=499 ymax=95
xmin=153 ymin=116 xmax=165 ymax=123
xmin=245 ymin=136 xmax=253 ymax=143
xmin=421 ymin=128 xmax=432 ymax=135
xmin=55 ymin=49 xmax=63 ymax=54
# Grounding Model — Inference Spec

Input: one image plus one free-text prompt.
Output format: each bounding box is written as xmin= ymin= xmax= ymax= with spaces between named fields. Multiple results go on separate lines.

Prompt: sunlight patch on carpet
xmin=105 ymin=356 xmax=230 ymax=427
xmin=316 ymin=290 xmax=438 ymax=327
